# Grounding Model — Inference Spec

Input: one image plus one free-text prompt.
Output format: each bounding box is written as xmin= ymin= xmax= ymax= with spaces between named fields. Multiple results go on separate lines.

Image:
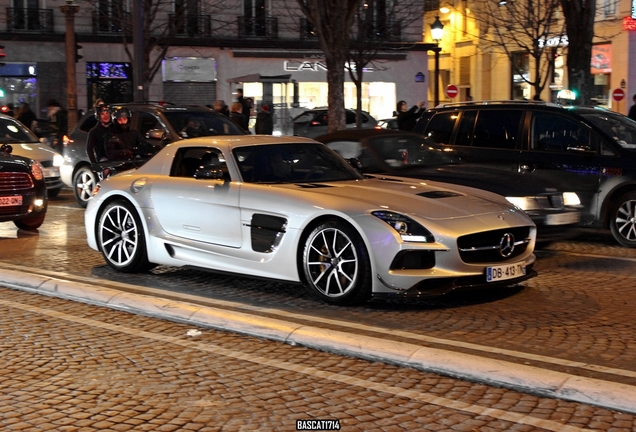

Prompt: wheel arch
xmin=601 ymin=182 xmax=636 ymax=229
xmin=93 ymin=194 xmax=150 ymax=253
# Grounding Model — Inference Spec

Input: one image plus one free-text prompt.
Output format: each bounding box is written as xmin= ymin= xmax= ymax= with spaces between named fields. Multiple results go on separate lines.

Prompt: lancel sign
xmin=284 ymin=60 xmax=327 ymax=72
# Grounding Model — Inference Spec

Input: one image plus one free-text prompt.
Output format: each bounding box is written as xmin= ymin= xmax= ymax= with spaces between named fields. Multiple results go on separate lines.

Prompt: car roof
xmin=315 ymin=129 xmax=422 ymax=142
xmin=166 ymin=135 xmax=320 ymax=150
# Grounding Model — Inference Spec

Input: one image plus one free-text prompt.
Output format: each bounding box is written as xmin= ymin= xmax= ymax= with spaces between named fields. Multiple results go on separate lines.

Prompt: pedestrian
xmin=16 ymin=103 xmax=38 ymax=133
xmin=230 ymin=102 xmax=249 ymax=133
xmin=396 ymin=100 xmax=425 ymax=131
xmin=86 ymin=103 xmax=112 ymax=163
xmin=45 ymin=99 xmax=68 ymax=153
xmin=254 ymin=104 xmax=274 ymax=135
xmin=236 ymin=89 xmax=251 ymax=130
xmin=212 ymin=100 xmax=229 ymax=117
xmin=629 ymin=94 xmax=636 ymax=122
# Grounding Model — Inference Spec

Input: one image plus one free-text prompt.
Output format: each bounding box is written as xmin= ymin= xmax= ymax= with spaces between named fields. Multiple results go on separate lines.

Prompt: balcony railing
xmin=168 ymin=14 xmax=212 ymax=37
xmin=238 ymin=16 xmax=278 ymax=39
xmin=6 ymin=8 xmax=54 ymax=33
xmin=92 ymin=11 xmax=132 ymax=35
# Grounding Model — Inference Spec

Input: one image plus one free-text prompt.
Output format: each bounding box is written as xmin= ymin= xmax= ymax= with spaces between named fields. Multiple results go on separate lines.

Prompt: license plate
xmin=0 ymin=195 xmax=22 ymax=207
xmin=487 ymin=262 xmax=526 ymax=282
xmin=545 ymin=211 xmax=580 ymax=225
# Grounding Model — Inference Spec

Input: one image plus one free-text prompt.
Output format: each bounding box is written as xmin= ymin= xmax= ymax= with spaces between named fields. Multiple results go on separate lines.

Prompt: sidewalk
xmin=2 ymin=264 xmax=635 ymax=416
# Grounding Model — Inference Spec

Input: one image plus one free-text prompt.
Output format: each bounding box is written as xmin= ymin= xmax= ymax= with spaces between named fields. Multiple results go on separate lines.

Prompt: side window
xmin=422 ymin=112 xmax=457 ymax=144
xmin=471 ymin=110 xmax=522 ymax=149
xmin=455 ymin=110 xmax=477 ymax=146
xmin=326 ymin=140 xmax=379 ymax=171
xmin=171 ymin=147 xmax=226 ymax=178
xmin=345 ymin=111 xmax=356 ymax=124
xmin=531 ymin=113 xmax=592 ymax=152
xmin=138 ymin=112 xmax=164 ymax=139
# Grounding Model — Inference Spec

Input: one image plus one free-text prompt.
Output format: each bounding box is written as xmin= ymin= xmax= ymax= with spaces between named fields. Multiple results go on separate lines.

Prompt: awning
xmin=227 ymin=74 xmax=292 ymax=83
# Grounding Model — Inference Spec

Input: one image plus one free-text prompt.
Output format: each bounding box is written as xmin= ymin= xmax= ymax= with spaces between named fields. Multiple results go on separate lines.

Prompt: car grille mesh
xmin=0 ymin=172 xmax=34 ymax=191
xmin=457 ymin=227 xmax=531 ymax=263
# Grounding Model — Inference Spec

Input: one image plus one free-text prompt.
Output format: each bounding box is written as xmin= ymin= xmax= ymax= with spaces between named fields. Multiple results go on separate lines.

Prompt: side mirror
xmin=194 ymin=166 xmax=228 ymax=181
xmin=146 ymin=128 xmax=167 ymax=141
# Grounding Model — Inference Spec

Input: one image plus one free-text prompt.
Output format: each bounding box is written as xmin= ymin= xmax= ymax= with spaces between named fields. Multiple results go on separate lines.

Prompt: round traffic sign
xmin=446 ymin=84 xmax=458 ymax=99
xmin=612 ymin=88 xmax=625 ymax=102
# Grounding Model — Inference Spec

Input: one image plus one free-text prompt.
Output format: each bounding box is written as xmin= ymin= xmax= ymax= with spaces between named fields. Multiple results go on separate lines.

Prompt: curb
xmin=2 ymin=267 xmax=635 ymax=415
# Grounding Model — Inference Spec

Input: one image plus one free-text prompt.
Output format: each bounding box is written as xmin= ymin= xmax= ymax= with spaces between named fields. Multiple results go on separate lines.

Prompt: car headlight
xmin=563 ymin=192 xmax=580 ymax=206
xmin=372 ymin=211 xmax=434 ymax=242
xmin=53 ymin=153 xmax=65 ymax=167
xmin=505 ymin=196 xmax=533 ymax=210
xmin=30 ymin=160 xmax=44 ymax=181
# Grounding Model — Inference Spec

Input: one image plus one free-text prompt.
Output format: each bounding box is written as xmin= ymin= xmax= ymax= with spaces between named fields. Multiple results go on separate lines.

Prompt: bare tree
xmin=296 ymin=0 xmax=361 ymax=133
xmin=347 ymin=0 xmax=424 ymax=127
xmin=474 ymin=0 xmax=565 ymax=100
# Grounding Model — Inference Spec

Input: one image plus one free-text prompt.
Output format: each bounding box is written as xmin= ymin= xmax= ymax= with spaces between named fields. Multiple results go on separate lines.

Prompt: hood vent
xmin=418 ymin=191 xmax=463 ymax=199
xmin=296 ymin=183 xmax=334 ymax=188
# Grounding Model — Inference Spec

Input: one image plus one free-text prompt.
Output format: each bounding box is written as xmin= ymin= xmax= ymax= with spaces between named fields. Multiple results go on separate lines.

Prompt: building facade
xmin=0 ymin=0 xmax=432 ymax=133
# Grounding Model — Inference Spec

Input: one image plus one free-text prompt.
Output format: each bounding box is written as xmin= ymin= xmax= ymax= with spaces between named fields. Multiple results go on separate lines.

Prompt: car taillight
xmin=63 ymin=135 xmax=71 ymax=146
xmin=310 ymin=121 xmax=320 ymax=126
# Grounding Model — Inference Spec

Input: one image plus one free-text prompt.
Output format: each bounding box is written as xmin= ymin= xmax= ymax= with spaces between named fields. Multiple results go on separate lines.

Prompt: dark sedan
xmin=0 ymin=143 xmax=48 ymax=230
xmin=316 ymin=129 xmax=581 ymax=243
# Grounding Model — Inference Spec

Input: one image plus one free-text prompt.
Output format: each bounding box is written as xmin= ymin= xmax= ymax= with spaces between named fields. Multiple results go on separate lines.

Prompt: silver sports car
xmin=85 ymin=136 xmax=537 ymax=305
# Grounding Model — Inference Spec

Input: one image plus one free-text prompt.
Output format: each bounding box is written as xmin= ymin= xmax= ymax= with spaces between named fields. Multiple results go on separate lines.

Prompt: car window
xmin=471 ymin=110 xmax=522 ymax=149
xmin=345 ymin=111 xmax=356 ymax=124
xmin=325 ymin=139 xmax=379 ymax=171
xmin=580 ymin=110 xmax=636 ymax=150
xmin=0 ymin=117 xmax=39 ymax=143
xmin=138 ymin=111 xmax=164 ymax=139
xmin=531 ymin=113 xmax=592 ymax=152
xmin=455 ymin=110 xmax=477 ymax=146
xmin=421 ymin=112 xmax=457 ymax=144
xmin=293 ymin=112 xmax=317 ymax=124
xmin=171 ymin=146 xmax=226 ymax=178
xmin=163 ymin=111 xmax=245 ymax=137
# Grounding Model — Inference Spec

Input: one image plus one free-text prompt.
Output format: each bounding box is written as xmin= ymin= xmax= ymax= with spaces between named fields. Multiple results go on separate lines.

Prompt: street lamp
xmin=431 ymin=16 xmax=444 ymax=107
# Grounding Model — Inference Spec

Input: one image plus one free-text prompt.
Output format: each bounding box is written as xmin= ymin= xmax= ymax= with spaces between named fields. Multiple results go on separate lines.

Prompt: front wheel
xmin=302 ymin=220 xmax=371 ymax=305
xmin=97 ymin=200 xmax=155 ymax=272
xmin=73 ymin=166 xmax=98 ymax=208
xmin=610 ymin=192 xmax=636 ymax=247
xmin=14 ymin=214 xmax=45 ymax=231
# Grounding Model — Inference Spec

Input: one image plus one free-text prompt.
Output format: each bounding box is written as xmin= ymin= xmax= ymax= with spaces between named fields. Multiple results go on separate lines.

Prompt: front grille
xmin=0 ymin=202 xmax=30 ymax=217
xmin=457 ymin=227 xmax=531 ymax=263
xmin=0 ymin=172 xmax=34 ymax=192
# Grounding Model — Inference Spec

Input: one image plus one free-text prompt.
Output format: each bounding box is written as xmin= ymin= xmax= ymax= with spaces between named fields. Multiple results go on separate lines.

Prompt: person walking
xmin=45 ymin=99 xmax=68 ymax=153
xmin=629 ymin=94 xmax=636 ymax=121
xmin=230 ymin=102 xmax=249 ymax=133
xmin=254 ymin=104 xmax=274 ymax=135
xmin=236 ymin=89 xmax=251 ymax=131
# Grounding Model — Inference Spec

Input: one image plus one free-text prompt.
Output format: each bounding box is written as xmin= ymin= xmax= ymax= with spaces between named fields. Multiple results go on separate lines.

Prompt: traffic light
xmin=74 ymin=35 xmax=82 ymax=63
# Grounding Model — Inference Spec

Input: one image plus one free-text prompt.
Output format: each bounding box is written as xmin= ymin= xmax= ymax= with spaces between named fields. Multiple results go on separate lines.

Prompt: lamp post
xmin=60 ymin=0 xmax=79 ymax=130
xmin=431 ymin=16 xmax=444 ymax=106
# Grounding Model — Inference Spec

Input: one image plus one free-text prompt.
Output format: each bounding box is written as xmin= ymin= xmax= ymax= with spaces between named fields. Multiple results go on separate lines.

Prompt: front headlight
xmin=53 ymin=153 xmax=65 ymax=167
xmin=372 ymin=211 xmax=434 ymax=242
xmin=505 ymin=196 xmax=534 ymax=210
xmin=30 ymin=160 xmax=44 ymax=181
xmin=563 ymin=192 xmax=580 ymax=206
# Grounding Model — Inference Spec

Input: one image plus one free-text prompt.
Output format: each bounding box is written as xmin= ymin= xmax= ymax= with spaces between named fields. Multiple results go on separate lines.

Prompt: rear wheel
xmin=610 ymin=192 xmax=636 ymax=247
xmin=302 ymin=220 xmax=371 ymax=305
xmin=97 ymin=200 xmax=155 ymax=272
xmin=14 ymin=214 xmax=45 ymax=231
xmin=73 ymin=166 xmax=97 ymax=208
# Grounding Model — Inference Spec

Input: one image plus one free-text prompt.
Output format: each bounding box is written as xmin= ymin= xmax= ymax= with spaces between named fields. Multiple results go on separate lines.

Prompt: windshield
xmin=163 ymin=111 xmax=245 ymax=137
xmin=580 ymin=110 xmax=636 ymax=149
xmin=233 ymin=143 xmax=364 ymax=183
xmin=0 ymin=117 xmax=39 ymax=144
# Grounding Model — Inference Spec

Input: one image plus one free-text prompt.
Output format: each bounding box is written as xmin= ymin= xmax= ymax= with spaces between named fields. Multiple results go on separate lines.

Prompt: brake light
xmin=310 ymin=121 xmax=320 ymax=126
xmin=30 ymin=161 xmax=44 ymax=181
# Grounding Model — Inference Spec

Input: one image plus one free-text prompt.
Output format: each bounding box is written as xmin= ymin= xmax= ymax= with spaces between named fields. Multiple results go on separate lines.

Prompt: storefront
xmin=0 ymin=63 xmax=38 ymax=111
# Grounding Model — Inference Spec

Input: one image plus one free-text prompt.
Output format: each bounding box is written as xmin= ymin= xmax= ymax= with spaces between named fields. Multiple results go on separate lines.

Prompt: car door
xmin=151 ymin=146 xmax=243 ymax=248
xmin=520 ymin=110 xmax=602 ymax=222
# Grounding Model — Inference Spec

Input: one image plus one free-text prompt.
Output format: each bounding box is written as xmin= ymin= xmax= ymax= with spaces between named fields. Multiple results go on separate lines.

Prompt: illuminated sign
xmin=284 ymin=60 xmax=327 ymax=72
xmin=86 ymin=62 xmax=131 ymax=80
xmin=537 ymin=35 xmax=568 ymax=48
xmin=624 ymin=16 xmax=636 ymax=30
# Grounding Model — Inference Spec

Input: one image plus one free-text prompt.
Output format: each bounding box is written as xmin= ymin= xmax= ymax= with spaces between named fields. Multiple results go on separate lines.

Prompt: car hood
xmin=0 ymin=153 xmax=31 ymax=172
xmin=9 ymin=142 xmax=59 ymax=161
xmin=285 ymin=176 xmax=524 ymax=221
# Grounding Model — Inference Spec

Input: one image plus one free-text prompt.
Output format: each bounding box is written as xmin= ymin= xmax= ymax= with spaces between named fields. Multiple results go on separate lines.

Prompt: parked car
xmin=292 ymin=108 xmax=377 ymax=138
xmin=84 ymin=135 xmax=537 ymax=305
xmin=0 ymin=143 xmax=48 ymax=230
xmin=413 ymin=100 xmax=636 ymax=247
xmin=61 ymin=102 xmax=246 ymax=207
xmin=316 ymin=129 xmax=581 ymax=243
xmin=0 ymin=113 xmax=64 ymax=197
xmin=376 ymin=118 xmax=399 ymax=130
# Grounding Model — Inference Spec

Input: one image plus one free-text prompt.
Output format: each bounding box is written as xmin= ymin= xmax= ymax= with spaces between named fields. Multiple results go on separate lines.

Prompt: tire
xmin=302 ymin=220 xmax=371 ymax=305
xmin=14 ymin=214 xmax=45 ymax=231
xmin=97 ymin=200 xmax=155 ymax=272
xmin=73 ymin=166 xmax=98 ymax=208
xmin=610 ymin=192 xmax=636 ymax=247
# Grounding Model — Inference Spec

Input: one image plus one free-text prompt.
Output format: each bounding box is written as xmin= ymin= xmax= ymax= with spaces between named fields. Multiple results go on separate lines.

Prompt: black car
xmin=0 ymin=143 xmax=48 ymax=230
xmin=316 ymin=129 xmax=581 ymax=243
xmin=61 ymin=102 xmax=245 ymax=207
xmin=292 ymin=108 xmax=377 ymax=138
xmin=412 ymin=100 xmax=636 ymax=247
